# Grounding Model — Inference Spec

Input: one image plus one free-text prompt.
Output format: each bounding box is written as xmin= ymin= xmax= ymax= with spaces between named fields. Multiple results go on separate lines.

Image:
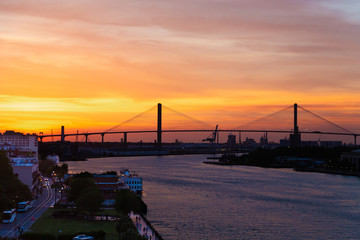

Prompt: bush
xmin=22 ymin=233 xmax=56 ymax=240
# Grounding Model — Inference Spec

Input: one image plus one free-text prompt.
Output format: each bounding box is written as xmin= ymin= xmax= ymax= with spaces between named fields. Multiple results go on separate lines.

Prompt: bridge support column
xmin=123 ymin=132 xmax=127 ymax=149
xmin=265 ymin=131 xmax=268 ymax=144
xmin=61 ymin=126 xmax=65 ymax=142
xmin=290 ymin=103 xmax=301 ymax=147
xmin=101 ymin=133 xmax=105 ymax=143
xmin=354 ymin=135 xmax=357 ymax=147
xmin=157 ymin=103 xmax=162 ymax=150
xmin=85 ymin=134 xmax=88 ymax=143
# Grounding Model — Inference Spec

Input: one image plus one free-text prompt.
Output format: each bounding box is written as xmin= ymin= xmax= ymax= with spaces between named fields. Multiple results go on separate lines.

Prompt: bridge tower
xmin=157 ymin=103 xmax=162 ymax=150
xmin=61 ymin=126 xmax=65 ymax=142
xmin=290 ymin=103 xmax=301 ymax=147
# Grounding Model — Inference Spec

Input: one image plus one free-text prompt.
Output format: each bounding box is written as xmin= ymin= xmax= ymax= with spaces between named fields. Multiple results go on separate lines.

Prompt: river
xmin=66 ymin=155 xmax=360 ymax=240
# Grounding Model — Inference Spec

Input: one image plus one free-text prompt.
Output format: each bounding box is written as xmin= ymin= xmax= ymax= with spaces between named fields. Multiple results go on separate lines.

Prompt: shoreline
xmin=203 ymin=161 xmax=360 ymax=178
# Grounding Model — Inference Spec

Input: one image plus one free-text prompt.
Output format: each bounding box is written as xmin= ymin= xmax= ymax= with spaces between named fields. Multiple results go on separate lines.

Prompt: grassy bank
xmin=30 ymin=209 xmax=119 ymax=240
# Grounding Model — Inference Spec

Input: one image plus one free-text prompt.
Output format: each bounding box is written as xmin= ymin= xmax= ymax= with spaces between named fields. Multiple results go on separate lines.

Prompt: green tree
xmin=0 ymin=151 xmax=32 ymax=212
xmin=75 ymin=186 xmax=104 ymax=216
xmin=53 ymin=163 xmax=68 ymax=178
xmin=116 ymin=215 xmax=146 ymax=240
xmin=38 ymin=159 xmax=56 ymax=177
xmin=67 ymin=172 xmax=95 ymax=202
xmin=115 ymin=189 xmax=147 ymax=214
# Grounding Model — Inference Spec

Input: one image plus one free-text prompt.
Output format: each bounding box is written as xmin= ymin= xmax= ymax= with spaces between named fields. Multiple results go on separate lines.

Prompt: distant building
xmin=243 ymin=137 xmax=257 ymax=146
xmin=279 ymin=138 xmax=290 ymax=147
xmin=319 ymin=141 xmax=342 ymax=148
xmin=341 ymin=150 xmax=360 ymax=170
xmin=47 ymin=155 xmax=60 ymax=164
xmin=301 ymin=141 xmax=319 ymax=147
xmin=275 ymin=156 xmax=314 ymax=168
xmin=260 ymin=134 xmax=268 ymax=145
xmin=0 ymin=131 xmax=38 ymax=158
xmin=227 ymin=134 xmax=236 ymax=146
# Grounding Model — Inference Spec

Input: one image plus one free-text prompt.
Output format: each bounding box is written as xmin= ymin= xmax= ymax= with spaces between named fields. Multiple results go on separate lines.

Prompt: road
xmin=0 ymin=179 xmax=55 ymax=238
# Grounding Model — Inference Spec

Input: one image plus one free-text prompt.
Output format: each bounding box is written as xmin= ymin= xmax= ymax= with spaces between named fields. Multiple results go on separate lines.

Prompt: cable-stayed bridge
xmin=38 ymin=103 xmax=359 ymax=147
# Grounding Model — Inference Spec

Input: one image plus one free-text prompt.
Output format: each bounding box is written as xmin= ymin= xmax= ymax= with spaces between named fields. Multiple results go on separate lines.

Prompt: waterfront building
xmin=340 ymin=149 xmax=360 ymax=170
xmin=275 ymin=156 xmax=314 ymax=168
xmin=119 ymin=169 xmax=143 ymax=194
xmin=93 ymin=174 xmax=120 ymax=205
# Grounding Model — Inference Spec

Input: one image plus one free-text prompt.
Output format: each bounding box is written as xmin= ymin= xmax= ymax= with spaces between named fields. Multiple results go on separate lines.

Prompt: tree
xmin=75 ymin=186 xmax=104 ymax=216
xmin=38 ymin=159 xmax=56 ymax=177
xmin=115 ymin=189 xmax=147 ymax=214
xmin=0 ymin=151 xmax=32 ymax=212
xmin=53 ymin=163 xmax=68 ymax=178
xmin=67 ymin=172 xmax=95 ymax=202
xmin=116 ymin=215 xmax=146 ymax=240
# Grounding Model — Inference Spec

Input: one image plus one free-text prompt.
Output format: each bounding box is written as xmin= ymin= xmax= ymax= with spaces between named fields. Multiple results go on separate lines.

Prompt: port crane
xmin=203 ymin=125 xmax=219 ymax=144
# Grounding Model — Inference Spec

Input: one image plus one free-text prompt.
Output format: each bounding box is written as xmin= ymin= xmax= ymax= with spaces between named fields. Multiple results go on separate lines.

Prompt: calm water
xmin=67 ymin=155 xmax=360 ymax=240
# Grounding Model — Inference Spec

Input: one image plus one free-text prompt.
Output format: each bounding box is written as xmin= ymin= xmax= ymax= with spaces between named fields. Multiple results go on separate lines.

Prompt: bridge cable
xmin=298 ymin=105 xmax=355 ymax=134
xmin=104 ymin=105 xmax=157 ymax=132
xmin=234 ymin=105 xmax=293 ymax=130
xmin=162 ymin=105 xmax=214 ymax=128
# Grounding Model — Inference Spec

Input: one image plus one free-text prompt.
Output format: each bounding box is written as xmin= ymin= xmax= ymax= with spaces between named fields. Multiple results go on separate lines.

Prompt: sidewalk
xmin=129 ymin=211 xmax=158 ymax=240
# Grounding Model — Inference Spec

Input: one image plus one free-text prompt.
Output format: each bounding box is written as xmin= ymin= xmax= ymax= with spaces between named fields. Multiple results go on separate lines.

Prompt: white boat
xmin=119 ymin=168 xmax=143 ymax=194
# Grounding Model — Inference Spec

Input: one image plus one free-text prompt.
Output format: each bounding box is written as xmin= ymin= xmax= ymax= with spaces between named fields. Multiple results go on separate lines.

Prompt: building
xmin=47 ymin=154 xmax=60 ymax=164
xmin=341 ymin=150 xmax=360 ymax=170
xmin=227 ymin=134 xmax=236 ymax=146
xmin=275 ymin=156 xmax=314 ymax=168
xmin=319 ymin=141 xmax=342 ymax=148
xmin=12 ymin=163 xmax=39 ymax=194
xmin=119 ymin=169 xmax=143 ymax=194
xmin=93 ymin=174 xmax=120 ymax=205
xmin=0 ymin=131 xmax=38 ymax=158
xmin=243 ymin=137 xmax=257 ymax=147
xmin=0 ymin=131 xmax=39 ymax=195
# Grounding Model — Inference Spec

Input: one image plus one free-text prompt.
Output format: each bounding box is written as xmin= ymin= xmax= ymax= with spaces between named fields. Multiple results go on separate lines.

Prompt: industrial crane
xmin=203 ymin=125 xmax=219 ymax=144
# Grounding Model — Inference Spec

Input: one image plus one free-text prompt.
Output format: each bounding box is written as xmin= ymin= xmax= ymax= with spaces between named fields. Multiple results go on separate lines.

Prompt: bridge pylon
xmin=157 ymin=103 xmax=162 ymax=150
xmin=61 ymin=126 xmax=65 ymax=142
xmin=290 ymin=103 xmax=301 ymax=147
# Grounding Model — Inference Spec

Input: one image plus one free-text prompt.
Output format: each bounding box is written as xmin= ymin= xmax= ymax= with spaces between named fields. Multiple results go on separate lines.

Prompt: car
xmin=73 ymin=234 xmax=94 ymax=240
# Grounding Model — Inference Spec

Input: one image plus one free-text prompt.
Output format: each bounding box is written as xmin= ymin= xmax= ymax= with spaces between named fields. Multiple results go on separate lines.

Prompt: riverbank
xmin=295 ymin=167 xmax=360 ymax=177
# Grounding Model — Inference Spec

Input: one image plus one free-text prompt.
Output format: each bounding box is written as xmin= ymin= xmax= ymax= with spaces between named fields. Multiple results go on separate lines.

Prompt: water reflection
xmin=67 ymin=155 xmax=360 ymax=240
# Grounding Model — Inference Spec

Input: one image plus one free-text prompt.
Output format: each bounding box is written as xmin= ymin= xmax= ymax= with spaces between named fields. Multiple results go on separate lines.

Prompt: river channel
xmin=67 ymin=155 xmax=360 ymax=240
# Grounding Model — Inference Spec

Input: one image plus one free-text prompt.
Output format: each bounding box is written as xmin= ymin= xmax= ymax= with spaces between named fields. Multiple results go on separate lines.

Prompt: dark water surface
xmin=67 ymin=155 xmax=360 ymax=240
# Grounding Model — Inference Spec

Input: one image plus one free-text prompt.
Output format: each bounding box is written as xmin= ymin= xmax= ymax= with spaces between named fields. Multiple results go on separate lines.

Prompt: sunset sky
xmin=1 ymin=0 xmax=360 ymax=140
